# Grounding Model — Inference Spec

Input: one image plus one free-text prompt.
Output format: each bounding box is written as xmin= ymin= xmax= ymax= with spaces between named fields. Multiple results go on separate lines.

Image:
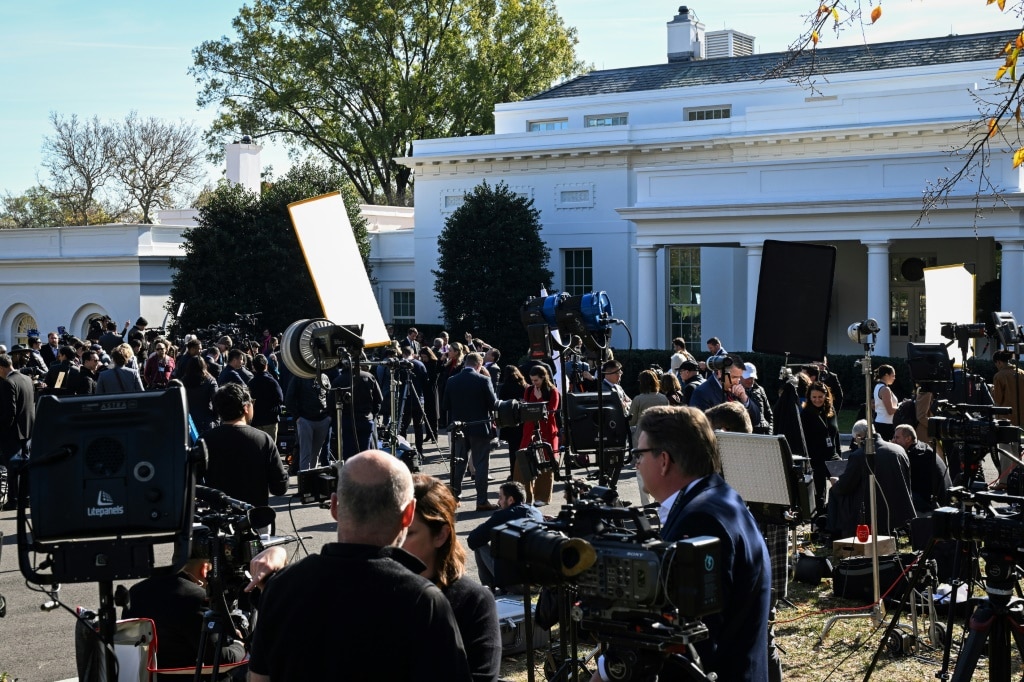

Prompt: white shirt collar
xmin=657 ymin=478 xmax=704 ymax=524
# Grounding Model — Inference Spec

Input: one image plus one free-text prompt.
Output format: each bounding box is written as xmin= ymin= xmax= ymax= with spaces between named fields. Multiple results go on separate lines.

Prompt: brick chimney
xmin=225 ymin=137 xmax=262 ymax=194
xmin=667 ymin=6 xmax=705 ymax=63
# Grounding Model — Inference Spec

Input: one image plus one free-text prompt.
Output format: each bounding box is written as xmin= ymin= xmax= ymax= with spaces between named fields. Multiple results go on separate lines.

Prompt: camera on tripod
xmin=931 ymin=500 xmax=1024 ymax=547
xmin=927 ymin=401 xmax=1017 ymax=447
xmin=490 ymin=495 xmax=722 ymax=679
xmin=193 ymin=485 xmax=276 ymax=584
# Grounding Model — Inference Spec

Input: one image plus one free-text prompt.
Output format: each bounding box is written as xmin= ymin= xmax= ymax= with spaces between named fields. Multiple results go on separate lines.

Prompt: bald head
xmin=333 ymin=450 xmax=415 ymax=546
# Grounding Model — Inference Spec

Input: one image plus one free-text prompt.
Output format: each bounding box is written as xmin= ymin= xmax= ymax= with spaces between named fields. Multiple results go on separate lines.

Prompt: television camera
xmin=490 ymin=494 xmax=722 ymax=681
xmin=192 ymin=485 xmax=278 ymax=595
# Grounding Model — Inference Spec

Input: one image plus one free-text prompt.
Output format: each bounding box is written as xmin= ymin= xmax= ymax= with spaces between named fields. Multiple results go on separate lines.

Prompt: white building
xmin=399 ymin=9 xmax=1024 ymax=357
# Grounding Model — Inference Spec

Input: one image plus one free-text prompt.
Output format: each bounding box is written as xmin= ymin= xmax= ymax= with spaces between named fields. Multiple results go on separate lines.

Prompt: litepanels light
xmin=717 ymin=432 xmax=797 ymax=508
xmin=924 ymin=264 xmax=975 ymax=350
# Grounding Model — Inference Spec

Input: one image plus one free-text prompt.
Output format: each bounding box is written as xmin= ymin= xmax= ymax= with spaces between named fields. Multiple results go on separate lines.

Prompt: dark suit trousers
xmin=451 ymin=434 xmax=492 ymax=501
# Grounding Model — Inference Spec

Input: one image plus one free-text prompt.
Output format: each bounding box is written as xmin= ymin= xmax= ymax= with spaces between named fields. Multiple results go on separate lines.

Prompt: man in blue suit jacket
xmin=633 ymin=405 xmax=771 ymax=681
xmin=442 ymin=352 xmax=499 ymax=510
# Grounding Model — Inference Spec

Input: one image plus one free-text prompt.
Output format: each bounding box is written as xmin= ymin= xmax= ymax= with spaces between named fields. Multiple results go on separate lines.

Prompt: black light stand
xmin=821 ymin=319 xmax=886 ymax=641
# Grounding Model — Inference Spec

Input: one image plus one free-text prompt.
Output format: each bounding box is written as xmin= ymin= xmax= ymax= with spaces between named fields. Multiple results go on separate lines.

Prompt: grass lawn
xmin=497 ymin=530 xmax=999 ymax=681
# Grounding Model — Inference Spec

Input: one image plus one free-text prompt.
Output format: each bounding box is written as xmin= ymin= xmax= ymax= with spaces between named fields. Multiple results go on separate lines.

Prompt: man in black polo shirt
xmin=247 ymin=450 xmax=471 ymax=681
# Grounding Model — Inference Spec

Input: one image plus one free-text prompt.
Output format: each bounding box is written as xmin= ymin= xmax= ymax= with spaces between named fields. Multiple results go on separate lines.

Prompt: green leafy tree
xmin=191 ymin=0 xmax=586 ymax=205
xmin=433 ymin=181 xmax=552 ymax=356
xmin=169 ymin=161 xmax=370 ymax=335
xmin=0 ymin=186 xmax=67 ymax=228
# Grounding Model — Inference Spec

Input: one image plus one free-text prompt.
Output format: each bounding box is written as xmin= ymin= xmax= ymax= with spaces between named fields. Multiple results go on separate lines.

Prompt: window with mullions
xmin=563 ymin=249 xmax=593 ymax=296
xmin=14 ymin=313 xmax=37 ymax=346
xmin=392 ymin=290 xmax=415 ymax=325
xmin=668 ymin=247 xmax=701 ymax=344
xmin=585 ymin=114 xmax=628 ymax=127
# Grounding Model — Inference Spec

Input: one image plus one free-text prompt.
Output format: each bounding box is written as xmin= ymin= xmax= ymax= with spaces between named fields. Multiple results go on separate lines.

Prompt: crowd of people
xmin=5 ymin=317 xmax=1023 ymax=682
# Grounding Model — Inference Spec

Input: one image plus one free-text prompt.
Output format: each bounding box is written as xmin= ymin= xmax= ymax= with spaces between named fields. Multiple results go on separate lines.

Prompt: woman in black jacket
xmin=418 ymin=347 xmax=441 ymax=440
xmin=801 ymin=381 xmax=841 ymax=511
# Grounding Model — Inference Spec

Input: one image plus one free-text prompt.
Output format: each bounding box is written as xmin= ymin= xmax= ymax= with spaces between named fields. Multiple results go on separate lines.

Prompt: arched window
xmin=14 ymin=314 xmax=38 ymax=346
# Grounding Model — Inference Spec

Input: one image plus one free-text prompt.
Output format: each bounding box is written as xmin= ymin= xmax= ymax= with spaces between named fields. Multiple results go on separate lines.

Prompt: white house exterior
xmin=401 ymin=12 xmax=1024 ymax=358
xmin=0 ymin=224 xmax=187 ymax=345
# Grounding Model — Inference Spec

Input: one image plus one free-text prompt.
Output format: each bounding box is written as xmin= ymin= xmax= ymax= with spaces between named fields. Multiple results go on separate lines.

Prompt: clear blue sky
xmin=0 ymin=1 xmax=1016 ymax=198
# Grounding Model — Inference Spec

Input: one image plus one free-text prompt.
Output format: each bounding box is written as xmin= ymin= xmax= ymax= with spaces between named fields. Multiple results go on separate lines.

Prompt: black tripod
xmin=950 ymin=548 xmax=1024 ymax=681
xmin=194 ymin=549 xmax=240 ymax=681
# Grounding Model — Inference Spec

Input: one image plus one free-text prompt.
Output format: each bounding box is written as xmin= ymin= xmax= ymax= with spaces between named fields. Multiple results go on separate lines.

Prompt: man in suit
xmin=0 ymin=353 xmax=35 ymax=509
xmin=399 ymin=326 xmax=421 ymax=354
xmin=830 ymin=420 xmax=917 ymax=539
xmin=632 ymin=405 xmax=770 ymax=681
xmin=442 ymin=352 xmax=499 ymax=511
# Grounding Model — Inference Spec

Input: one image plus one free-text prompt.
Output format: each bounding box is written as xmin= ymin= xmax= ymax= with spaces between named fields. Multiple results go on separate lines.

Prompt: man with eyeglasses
xmin=610 ymin=405 xmax=770 ymax=682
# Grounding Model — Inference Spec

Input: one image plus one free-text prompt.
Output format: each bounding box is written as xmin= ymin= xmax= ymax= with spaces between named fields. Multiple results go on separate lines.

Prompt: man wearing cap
xmin=678 ymin=359 xmax=704 ymax=405
xmin=19 ymin=339 xmax=48 ymax=380
xmin=600 ymin=360 xmax=631 ymax=413
xmin=126 ymin=317 xmax=149 ymax=355
xmin=741 ymin=362 xmax=773 ymax=435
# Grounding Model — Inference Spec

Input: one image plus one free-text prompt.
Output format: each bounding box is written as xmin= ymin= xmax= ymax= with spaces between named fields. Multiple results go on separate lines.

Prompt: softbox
xmin=752 ymin=240 xmax=837 ymax=360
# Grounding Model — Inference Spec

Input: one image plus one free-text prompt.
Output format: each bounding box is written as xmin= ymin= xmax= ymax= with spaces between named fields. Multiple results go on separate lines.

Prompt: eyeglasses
xmin=630 ymin=446 xmax=671 ymax=462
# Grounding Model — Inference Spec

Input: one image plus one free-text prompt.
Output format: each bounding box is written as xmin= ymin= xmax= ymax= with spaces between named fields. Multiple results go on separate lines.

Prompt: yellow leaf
xmin=870 ymin=5 xmax=882 ymax=24
xmin=1015 ymin=103 xmax=1022 ymax=123
xmin=997 ymin=65 xmax=1008 ymax=79
xmin=818 ymin=4 xmax=829 ymax=18
xmin=987 ymin=0 xmax=998 ymax=5
xmin=832 ymin=7 xmax=840 ymax=22
xmin=999 ymin=0 xmax=1007 ymax=9
xmin=989 ymin=117 xmax=999 ymax=138
xmin=1016 ymin=32 xmax=1023 ymax=50
xmin=811 ymin=30 xmax=819 ymax=45
xmin=1013 ymin=148 xmax=1024 ymax=168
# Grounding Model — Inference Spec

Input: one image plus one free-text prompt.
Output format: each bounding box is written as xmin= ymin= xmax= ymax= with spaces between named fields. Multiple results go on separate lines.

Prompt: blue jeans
xmin=297 ymin=415 xmax=331 ymax=470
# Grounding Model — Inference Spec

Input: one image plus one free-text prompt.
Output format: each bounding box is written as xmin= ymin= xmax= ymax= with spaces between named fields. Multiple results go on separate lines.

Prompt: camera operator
xmin=123 ymin=540 xmax=247 ymax=678
xmin=677 ymin=360 xmax=704 ymax=405
xmin=610 ymin=405 xmax=771 ymax=681
xmin=992 ymin=350 xmax=1024 ymax=427
xmin=201 ymin=383 xmax=288 ymax=513
xmin=467 ymin=481 xmax=544 ymax=589
xmin=126 ymin=317 xmax=149 ymax=355
xmin=245 ymin=450 xmax=471 ymax=681
xmin=329 ymin=359 xmax=383 ymax=460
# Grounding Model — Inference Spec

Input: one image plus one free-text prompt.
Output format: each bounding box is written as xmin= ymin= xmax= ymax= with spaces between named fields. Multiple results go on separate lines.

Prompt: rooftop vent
xmin=706 ymin=29 xmax=755 ymax=58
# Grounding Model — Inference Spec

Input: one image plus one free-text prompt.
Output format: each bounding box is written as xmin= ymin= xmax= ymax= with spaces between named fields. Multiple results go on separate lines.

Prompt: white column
xmin=743 ymin=242 xmax=763 ymax=350
xmin=999 ymin=239 xmax=1024 ymax=321
xmin=635 ymin=245 xmax=660 ymax=349
xmin=863 ymin=240 xmax=891 ymax=356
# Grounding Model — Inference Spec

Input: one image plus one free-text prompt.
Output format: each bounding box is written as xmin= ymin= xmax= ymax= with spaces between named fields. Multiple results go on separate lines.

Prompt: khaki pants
xmin=513 ymin=450 xmax=553 ymax=504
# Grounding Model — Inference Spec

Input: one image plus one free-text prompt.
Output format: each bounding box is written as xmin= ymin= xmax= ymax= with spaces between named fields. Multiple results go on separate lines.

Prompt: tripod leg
xmin=950 ymin=606 xmax=995 ymax=682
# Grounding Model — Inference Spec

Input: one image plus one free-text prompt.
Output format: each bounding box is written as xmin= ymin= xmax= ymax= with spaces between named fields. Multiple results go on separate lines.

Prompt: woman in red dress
xmin=515 ymin=364 xmax=560 ymax=506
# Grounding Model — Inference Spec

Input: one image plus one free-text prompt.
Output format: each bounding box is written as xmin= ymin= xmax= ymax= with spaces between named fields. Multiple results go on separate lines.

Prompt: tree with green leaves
xmin=169 ymin=161 xmax=370 ymax=335
xmin=191 ymin=0 xmax=586 ymax=205
xmin=433 ymin=181 xmax=552 ymax=356
xmin=0 ymin=186 xmax=68 ymax=229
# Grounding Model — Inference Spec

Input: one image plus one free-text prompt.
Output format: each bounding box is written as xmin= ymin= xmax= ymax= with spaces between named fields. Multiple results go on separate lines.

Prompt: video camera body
xmin=193 ymin=486 xmax=277 ymax=594
xmin=928 ymin=401 xmax=1017 ymax=448
xmin=490 ymin=490 xmax=722 ymax=672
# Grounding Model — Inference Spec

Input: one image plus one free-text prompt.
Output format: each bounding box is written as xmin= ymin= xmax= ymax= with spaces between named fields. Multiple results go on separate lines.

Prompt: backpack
xmin=893 ymin=398 xmax=917 ymax=428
